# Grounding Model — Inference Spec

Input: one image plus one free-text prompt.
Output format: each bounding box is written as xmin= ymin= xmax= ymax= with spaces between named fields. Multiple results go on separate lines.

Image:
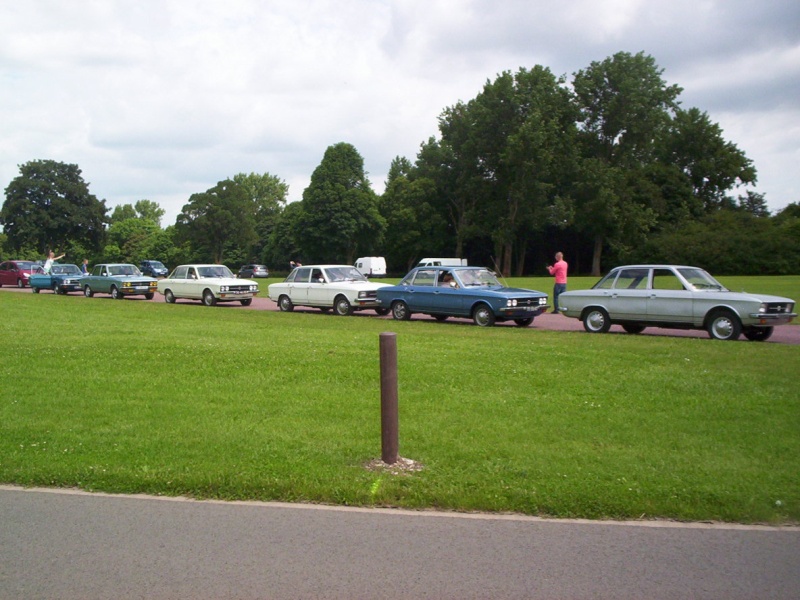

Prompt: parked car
xmin=81 ymin=264 xmax=158 ymax=300
xmin=558 ymin=264 xmax=797 ymax=341
xmin=268 ymin=265 xmax=390 ymax=315
xmin=0 ymin=260 xmax=37 ymax=288
xmin=157 ymin=264 xmax=259 ymax=306
xmin=238 ymin=264 xmax=270 ymax=279
xmin=29 ymin=263 xmax=84 ymax=294
xmin=139 ymin=260 xmax=169 ymax=278
xmin=376 ymin=266 xmax=548 ymax=327
xmin=416 ymin=258 xmax=468 ymax=267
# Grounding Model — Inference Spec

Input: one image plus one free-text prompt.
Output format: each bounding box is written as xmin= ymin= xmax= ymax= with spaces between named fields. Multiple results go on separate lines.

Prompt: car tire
xmin=334 ymin=295 xmax=352 ymax=316
xmin=582 ymin=307 xmax=611 ymax=333
xmin=84 ymin=285 xmax=94 ymax=298
xmin=706 ymin=309 xmax=741 ymax=341
xmin=144 ymin=293 xmax=154 ymax=300
xmin=17 ymin=279 xmax=24 ymax=288
xmin=278 ymin=295 xmax=294 ymax=312
xmin=743 ymin=326 xmax=774 ymax=342
xmin=391 ymin=300 xmax=411 ymax=321
xmin=202 ymin=289 xmax=217 ymax=306
xmin=433 ymin=314 xmax=449 ymax=322
xmin=472 ymin=304 xmax=495 ymax=327
xmin=164 ymin=289 xmax=176 ymax=304
xmin=32 ymin=287 xmax=40 ymax=294
xmin=375 ymin=307 xmax=389 ymax=316
xmin=622 ymin=324 xmax=646 ymax=334
xmin=111 ymin=286 xmax=123 ymax=300
xmin=514 ymin=317 xmax=533 ymax=327
xmin=240 ymin=298 xmax=252 ymax=306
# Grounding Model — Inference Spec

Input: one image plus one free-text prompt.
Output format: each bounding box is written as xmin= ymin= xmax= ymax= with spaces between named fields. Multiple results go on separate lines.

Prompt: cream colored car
xmin=157 ymin=264 xmax=259 ymax=306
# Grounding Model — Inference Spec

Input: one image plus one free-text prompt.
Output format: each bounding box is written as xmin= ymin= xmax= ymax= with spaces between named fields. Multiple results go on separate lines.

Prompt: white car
xmin=268 ymin=264 xmax=390 ymax=316
xmin=157 ymin=264 xmax=259 ymax=306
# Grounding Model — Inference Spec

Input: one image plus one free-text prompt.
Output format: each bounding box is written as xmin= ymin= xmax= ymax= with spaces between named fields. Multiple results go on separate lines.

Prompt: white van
xmin=416 ymin=258 xmax=468 ymax=268
xmin=354 ymin=256 xmax=387 ymax=278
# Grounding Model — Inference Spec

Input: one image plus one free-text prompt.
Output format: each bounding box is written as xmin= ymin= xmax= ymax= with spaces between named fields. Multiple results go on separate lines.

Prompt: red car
xmin=0 ymin=260 xmax=39 ymax=288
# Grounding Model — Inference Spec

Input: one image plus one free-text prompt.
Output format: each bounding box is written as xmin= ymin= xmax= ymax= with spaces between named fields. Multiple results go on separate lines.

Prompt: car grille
xmin=764 ymin=302 xmax=794 ymax=314
xmin=515 ymin=297 xmax=545 ymax=307
xmin=228 ymin=285 xmax=253 ymax=293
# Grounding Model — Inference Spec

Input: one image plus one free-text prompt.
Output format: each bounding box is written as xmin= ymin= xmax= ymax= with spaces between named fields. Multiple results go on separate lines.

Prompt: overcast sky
xmin=2 ymin=0 xmax=798 ymax=226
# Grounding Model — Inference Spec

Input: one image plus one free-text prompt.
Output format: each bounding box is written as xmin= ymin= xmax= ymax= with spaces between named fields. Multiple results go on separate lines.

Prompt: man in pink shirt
xmin=546 ymin=252 xmax=568 ymax=313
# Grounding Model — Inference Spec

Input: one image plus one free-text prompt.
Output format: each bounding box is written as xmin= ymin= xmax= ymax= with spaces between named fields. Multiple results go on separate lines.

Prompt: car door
xmin=166 ymin=266 xmax=191 ymax=298
xmin=0 ymin=262 xmax=9 ymax=286
xmin=429 ymin=269 xmax=466 ymax=316
xmin=607 ymin=268 xmax=650 ymax=320
xmin=404 ymin=269 xmax=438 ymax=312
xmin=286 ymin=267 xmax=312 ymax=305
xmin=306 ymin=268 xmax=330 ymax=306
xmin=647 ymin=268 xmax=693 ymax=323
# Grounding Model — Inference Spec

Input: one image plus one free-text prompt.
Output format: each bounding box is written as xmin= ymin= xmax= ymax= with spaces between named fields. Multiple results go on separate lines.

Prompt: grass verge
xmin=1 ymin=289 xmax=798 ymax=523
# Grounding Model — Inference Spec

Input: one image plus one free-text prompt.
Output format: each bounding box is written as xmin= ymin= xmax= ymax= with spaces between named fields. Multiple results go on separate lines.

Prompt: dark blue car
xmin=376 ymin=266 xmax=549 ymax=327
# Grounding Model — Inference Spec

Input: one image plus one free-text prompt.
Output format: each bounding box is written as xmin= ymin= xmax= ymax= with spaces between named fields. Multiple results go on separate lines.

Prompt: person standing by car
xmin=81 ymin=259 xmax=89 ymax=275
xmin=546 ymin=252 xmax=568 ymax=313
xmin=43 ymin=251 xmax=65 ymax=274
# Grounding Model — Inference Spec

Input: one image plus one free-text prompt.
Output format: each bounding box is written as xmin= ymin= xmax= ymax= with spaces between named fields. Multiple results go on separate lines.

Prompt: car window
xmin=614 ymin=269 xmax=649 ymax=289
xmin=652 ymin=269 xmax=687 ymax=291
xmin=677 ymin=268 xmax=727 ymax=291
xmin=412 ymin=269 xmax=437 ymax=286
xmin=311 ymin=269 xmax=325 ymax=282
xmin=326 ymin=267 xmax=366 ymax=282
xmin=293 ymin=267 xmax=312 ymax=282
xmin=593 ymin=272 xmax=617 ymax=289
xmin=172 ymin=266 xmax=188 ymax=279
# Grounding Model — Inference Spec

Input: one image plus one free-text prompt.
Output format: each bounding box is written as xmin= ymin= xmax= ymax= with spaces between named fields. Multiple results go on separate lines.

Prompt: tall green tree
xmin=175 ymin=179 xmax=257 ymax=264
xmin=232 ymin=172 xmax=289 ymax=264
xmin=297 ymin=143 xmax=385 ymax=264
xmin=572 ymin=52 xmax=682 ymax=274
xmin=1 ymin=159 xmax=107 ymax=256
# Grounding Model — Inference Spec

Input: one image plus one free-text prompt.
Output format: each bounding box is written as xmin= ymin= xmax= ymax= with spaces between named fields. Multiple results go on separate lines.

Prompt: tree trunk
xmin=592 ymin=235 xmax=603 ymax=277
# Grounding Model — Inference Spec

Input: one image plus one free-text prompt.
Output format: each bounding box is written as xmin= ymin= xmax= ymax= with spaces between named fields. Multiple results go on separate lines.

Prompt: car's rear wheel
xmin=164 ymin=289 xmax=176 ymax=304
xmin=278 ymin=295 xmax=294 ymax=312
xmin=514 ymin=317 xmax=534 ymax=327
xmin=391 ymin=300 xmax=411 ymax=321
xmin=706 ymin=309 xmax=741 ymax=341
xmin=375 ymin=307 xmax=389 ymax=316
xmin=32 ymin=287 xmax=40 ymax=294
xmin=744 ymin=326 xmax=773 ymax=342
xmin=334 ymin=295 xmax=352 ymax=316
xmin=582 ymin=307 xmax=610 ymax=333
xmin=622 ymin=324 xmax=646 ymax=334
xmin=240 ymin=298 xmax=252 ymax=306
xmin=472 ymin=304 xmax=495 ymax=327
xmin=202 ymin=289 xmax=217 ymax=306
xmin=84 ymin=285 xmax=94 ymax=298
xmin=111 ymin=286 xmax=123 ymax=300
xmin=17 ymin=279 xmax=24 ymax=288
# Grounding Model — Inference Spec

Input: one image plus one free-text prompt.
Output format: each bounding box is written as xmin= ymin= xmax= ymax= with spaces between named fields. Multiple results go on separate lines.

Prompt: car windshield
xmin=455 ymin=269 xmax=501 ymax=287
xmin=678 ymin=267 xmax=727 ymax=291
xmin=325 ymin=267 xmax=367 ymax=282
xmin=51 ymin=265 xmax=81 ymax=275
xmin=198 ymin=266 xmax=234 ymax=278
xmin=17 ymin=261 xmax=36 ymax=269
xmin=108 ymin=265 xmax=142 ymax=276
xmin=149 ymin=261 xmax=166 ymax=269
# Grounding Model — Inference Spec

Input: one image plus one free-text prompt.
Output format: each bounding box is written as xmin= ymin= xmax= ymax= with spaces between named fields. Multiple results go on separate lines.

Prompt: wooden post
xmin=380 ymin=332 xmax=399 ymax=464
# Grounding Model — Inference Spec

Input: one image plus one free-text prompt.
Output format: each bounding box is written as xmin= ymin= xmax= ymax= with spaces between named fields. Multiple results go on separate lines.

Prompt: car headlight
xmin=758 ymin=303 xmax=767 ymax=313
xmin=506 ymin=299 xmax=518 ymax=307
xmin=358 ymin=291 xmax=368 ymax=299
xmin=540 ymin=297 xmax=547 ymax=305
xmin=250 ymin=285 xmax=258 ymax=292
xmin=220 ymin=285 xmax=228 ymax=292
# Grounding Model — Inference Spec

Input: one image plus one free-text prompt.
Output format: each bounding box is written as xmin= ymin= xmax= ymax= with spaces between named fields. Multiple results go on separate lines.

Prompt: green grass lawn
xmin=1 ymin=286 xmax=798 ymax=524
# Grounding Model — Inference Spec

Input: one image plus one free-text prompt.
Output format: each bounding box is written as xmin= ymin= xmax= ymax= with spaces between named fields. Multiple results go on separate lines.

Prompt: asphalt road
xmin=4 ymin=285 xmax=800 ymax=344
xmin=2 ymin=486 xmax=799 ymax=600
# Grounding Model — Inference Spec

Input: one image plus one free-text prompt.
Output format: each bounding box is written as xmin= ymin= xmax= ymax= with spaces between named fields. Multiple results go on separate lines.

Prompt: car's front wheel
xmin=391 ymin=300 xmax=411 ymax=321
xmin=334 ymin=295 xmax=352 ymax=316
xmin=164 ymin=289 xmax=176 ymax=304
xmin=144 ymin=293 xmax=154 ymax=300
xmin=582 ymin=307 xmax=611 ymax=333
xmin=111 ymin=286 xmax=123 ymax=300
xmin=514 ymin=317 xmax=533 ymax=327
xmin=32 ymin=287 xmax=40 ymax=294
xmin=706 ymin=309 xmax=741 ymax=341
xmin=84 ymin=285 xmax=94 ymax=298
xmin=472 ymin=304 xmax=495 ymax=327
xmin=202 ymin=289 xmax=217 ymax=306
xmin=278 ymin=295 xmax=294 ymax=312
xmin=240 ymin=298 xmax=252 ymax=306
xmin=17 ymin=279 xmax=24 ymax=288
xmin=744 ymin=326 xmax=774 ymax=342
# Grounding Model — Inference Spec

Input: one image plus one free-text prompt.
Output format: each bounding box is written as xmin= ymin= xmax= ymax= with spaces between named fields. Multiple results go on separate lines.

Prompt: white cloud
xmin=1 ymin=0 xmax=799 ymax=227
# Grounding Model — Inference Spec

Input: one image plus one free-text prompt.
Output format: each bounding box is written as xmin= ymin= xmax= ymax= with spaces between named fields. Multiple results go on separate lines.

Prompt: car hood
xmin=697 ymin=290 xmax=794 ymax=303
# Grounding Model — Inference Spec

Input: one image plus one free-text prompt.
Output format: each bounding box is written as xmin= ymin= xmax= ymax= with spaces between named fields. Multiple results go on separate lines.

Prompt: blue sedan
xmin=376 ymin=266 xmax=549 ymax=327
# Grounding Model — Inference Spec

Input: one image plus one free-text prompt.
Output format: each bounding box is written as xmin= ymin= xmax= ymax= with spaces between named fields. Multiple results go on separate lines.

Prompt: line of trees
xmin=2 ymin=52 xmax=799 ymax=276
